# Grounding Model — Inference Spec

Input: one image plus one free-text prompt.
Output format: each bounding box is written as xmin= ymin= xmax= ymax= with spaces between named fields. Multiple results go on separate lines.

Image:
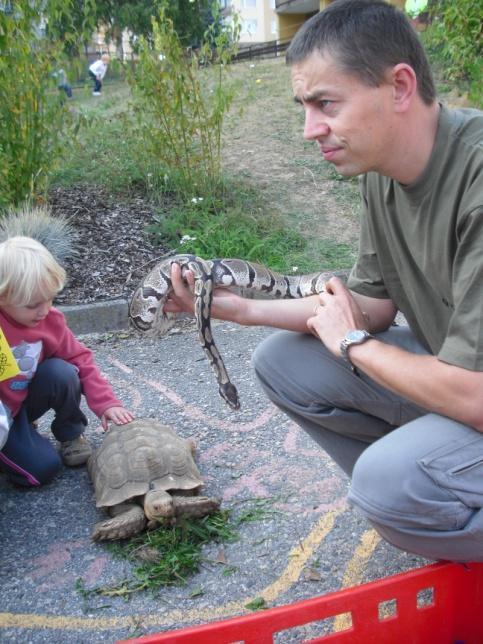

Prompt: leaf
xmin=214 ymin=548 xmax=227 ymax=564
xmin=245 ymin=597 xmax=267 ymax=611
xmin=188 ymin=586 xmax=204 ymax=599
xmin=303 ymin=567 xmax=322 ymax=581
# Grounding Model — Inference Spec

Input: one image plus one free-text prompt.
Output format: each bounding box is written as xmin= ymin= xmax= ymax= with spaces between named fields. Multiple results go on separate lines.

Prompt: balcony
xmin=275 ymin=0 xmax=320 ymax=13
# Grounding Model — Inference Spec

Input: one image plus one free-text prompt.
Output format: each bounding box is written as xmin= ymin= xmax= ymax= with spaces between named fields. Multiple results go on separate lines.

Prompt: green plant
xmin=0 ymin=203 xmax=76 ymax=261
xmin=52 ymin=108 xmax=148 ymax=194
xmin=148 ymin=193 xmax=309 ymax=272
xmin=423 ymin=0 xmax=482 ymax=104
xmin=0 ymin=1 xmax=86 ymax=210
xmin=128 ymin=6 xmax=240 ymax=199
xmin=81 ymin=510 xmax=237 ymax=597
xmin=245 ymin=597 xmax=267 ymax=611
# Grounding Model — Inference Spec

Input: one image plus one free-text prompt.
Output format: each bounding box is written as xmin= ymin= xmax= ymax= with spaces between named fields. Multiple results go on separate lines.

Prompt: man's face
xmin=291 ymin=51 xmax=396 ymax=177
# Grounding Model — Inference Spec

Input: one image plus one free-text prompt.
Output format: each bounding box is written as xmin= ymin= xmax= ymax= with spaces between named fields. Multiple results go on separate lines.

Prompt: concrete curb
xmin=58 ymin=298 xmax=130 ymax=336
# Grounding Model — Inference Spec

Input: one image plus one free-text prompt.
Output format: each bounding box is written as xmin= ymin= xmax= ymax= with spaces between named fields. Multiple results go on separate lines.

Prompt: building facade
xmin=223 ymin=0 xmax=408 ymax=45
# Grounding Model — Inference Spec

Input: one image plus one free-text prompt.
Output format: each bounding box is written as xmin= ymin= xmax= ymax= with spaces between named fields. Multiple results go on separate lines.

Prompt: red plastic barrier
xmin=118 ymin=561 xmax=483 ymax=644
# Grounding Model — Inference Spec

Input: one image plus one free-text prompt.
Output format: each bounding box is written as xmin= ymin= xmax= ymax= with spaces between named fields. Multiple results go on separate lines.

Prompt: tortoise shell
xmin=88 ymin=418 xmax=203 ymax=508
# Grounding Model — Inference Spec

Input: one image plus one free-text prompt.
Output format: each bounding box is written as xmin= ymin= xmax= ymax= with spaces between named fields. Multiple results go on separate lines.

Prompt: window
xmin=271 ymin=19 xmax=278 ymax=34
xmin=241 ymin=0 xmax=256 ymax=8
xmin=241 ymin=18 xmax=258 ymax=35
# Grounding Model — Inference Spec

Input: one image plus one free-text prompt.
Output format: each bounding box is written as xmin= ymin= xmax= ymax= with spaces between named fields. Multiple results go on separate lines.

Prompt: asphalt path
xmin=0 ymin=319 xmax=429 ymax=642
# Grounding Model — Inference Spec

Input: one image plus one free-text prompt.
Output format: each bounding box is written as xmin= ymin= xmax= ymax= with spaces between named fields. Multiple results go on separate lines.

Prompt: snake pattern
xmin=129 ymin=254 xmax=329 ymax=410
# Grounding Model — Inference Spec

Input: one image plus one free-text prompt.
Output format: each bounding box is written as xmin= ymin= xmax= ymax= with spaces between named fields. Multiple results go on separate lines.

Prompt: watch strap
xmin=340 ymin=330 xmax=374 ymax=373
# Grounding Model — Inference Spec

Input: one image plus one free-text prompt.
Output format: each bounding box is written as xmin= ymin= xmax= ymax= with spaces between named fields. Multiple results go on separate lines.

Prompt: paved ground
xmin=0 ymin=316 xmax=429 ymax=643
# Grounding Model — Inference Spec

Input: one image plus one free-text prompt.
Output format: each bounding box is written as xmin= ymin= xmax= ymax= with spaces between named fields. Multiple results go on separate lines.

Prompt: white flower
xmin=191 ymin=197 xmax=204 ymax=204
xmin=180 ymin=234 xmax=197 ymax=245
xmin=292 ymin=266 xmax=298 ymax=272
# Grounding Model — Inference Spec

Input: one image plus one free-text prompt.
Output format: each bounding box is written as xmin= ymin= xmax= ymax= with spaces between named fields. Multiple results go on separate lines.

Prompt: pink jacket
xmin=0 ymin=307 xmax=122 ymax=419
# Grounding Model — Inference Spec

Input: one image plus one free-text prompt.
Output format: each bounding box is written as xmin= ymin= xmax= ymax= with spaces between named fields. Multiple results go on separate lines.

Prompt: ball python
xmin=129 ymin=254 xmax=330 ymax=410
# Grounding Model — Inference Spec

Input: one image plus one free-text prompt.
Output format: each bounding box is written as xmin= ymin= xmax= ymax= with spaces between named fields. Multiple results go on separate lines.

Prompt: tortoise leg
xmin=171 ymin=495 xmax=221 ymax=518
xmin=92 ymin=503 xmax=147 ymax=541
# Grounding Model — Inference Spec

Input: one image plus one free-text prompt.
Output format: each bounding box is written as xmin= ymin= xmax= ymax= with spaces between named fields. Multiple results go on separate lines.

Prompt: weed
xmin=245 ymin=597 xmax=267 ymax=611
xmin=81 ymin=510 xmax=237 ymax=597
xmin=148 ymin=186 xmax=309 ymax=272
xmin=76 ymin=497 xmax=288 ymax=599
xmin=232 ymin=496 xmax=283 ymax=525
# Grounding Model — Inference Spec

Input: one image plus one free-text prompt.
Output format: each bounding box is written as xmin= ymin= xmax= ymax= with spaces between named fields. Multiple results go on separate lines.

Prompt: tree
xmin=91 ymin=0 xmax=217 ymax=54
xmin=45 ymin=0 xmax=98 ymax=57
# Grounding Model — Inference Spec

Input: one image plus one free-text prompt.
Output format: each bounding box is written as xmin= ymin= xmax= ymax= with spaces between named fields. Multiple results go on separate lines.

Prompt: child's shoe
xmin=60 ymin=435 xmax=92 ymax=466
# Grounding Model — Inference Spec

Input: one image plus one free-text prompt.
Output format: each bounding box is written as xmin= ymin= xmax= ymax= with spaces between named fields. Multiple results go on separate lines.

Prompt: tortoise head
xmin=144 ymin=489 xmax=173 ymax=520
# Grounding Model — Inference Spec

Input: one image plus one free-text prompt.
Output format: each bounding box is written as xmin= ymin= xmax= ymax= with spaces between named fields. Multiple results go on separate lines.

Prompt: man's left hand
xmin=307 ymin=277 xmax=368 ymax=356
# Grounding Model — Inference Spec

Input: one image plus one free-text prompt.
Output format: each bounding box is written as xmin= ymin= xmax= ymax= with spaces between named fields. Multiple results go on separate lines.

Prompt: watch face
xmin=346 ymin=329 xmax=367 ymax=343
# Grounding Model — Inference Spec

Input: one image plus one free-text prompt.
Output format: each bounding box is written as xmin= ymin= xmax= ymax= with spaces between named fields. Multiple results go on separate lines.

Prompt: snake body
xmin=129 ymin=254 xmax=328 ymax=410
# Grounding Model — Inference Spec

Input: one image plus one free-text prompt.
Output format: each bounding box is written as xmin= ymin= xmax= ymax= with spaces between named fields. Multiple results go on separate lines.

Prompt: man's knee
xmin=253 ymin=331 xmax=323 ymax=407
xmin=349 ymin=435 xmax=469 ymax=531
xmin=252 ymin=331 xmax=292 ymax=375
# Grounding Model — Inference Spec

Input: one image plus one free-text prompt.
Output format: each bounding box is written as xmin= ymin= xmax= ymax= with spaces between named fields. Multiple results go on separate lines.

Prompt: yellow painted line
xmin=0 ymin=508 xmax=345 ymax=633
xmin=332 ymin=528 xmax=381 ymax=632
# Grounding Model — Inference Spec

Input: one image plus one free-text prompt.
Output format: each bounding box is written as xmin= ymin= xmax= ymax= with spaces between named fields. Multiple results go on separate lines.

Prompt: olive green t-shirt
xmin=347 ymin=104 xmax=483 ymax=370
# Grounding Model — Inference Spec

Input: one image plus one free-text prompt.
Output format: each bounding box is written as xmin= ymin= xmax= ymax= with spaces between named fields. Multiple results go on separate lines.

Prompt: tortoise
xmin=87 ymin=418 xmax=221 ymax=541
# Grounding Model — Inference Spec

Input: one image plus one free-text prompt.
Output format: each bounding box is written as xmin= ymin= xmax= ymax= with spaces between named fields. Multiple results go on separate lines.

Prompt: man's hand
xmin=101 ymin=406 xmax=134 ymax=431
xmin=164 ymin=262 xmax=248 ymax=324
xmin=307 ymin=277 xmax=368 ymax=356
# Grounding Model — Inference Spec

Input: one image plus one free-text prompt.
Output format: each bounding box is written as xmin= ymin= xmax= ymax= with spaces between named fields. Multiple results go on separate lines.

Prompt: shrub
xmin=128 ymin=7 xmax=240 ymax=200
xmin=423 ymin=0 xmax=482 ymax=104
xmin=0 ymin=1 xmax=79 ymax=210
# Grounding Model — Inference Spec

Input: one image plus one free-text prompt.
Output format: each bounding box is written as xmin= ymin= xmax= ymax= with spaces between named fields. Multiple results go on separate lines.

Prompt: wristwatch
xmin=340 ymin=329 xmax=374 ymax=373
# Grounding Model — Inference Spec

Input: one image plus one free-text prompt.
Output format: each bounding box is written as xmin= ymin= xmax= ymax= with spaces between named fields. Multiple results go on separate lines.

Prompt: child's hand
xmin=101 ymin=407 xmax=134 ymax=431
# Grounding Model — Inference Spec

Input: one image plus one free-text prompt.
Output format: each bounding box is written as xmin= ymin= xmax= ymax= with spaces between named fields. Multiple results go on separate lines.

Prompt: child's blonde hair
xmin=0 ymin=236 xmax=66 ymax=306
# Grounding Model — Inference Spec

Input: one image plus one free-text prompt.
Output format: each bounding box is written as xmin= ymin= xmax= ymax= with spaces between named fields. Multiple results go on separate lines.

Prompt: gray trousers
xmin=252 ymin=326 xmax=483 ymax=562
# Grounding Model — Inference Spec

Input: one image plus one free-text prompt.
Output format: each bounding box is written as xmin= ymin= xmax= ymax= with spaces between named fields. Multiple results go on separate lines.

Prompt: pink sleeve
xmin=48 ymin=310 xmax=123 ymax=417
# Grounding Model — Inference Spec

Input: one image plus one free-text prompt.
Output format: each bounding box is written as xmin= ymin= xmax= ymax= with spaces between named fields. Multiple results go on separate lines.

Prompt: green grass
xmin=75 ymin=497 xmax=286 ymax=600
xmin=53 ymin=83 xmax=150 ymax=195
xmin=77 ymin=510 xmax=237 ymax=598
xmin=149 ymin=192 xmax=309 ymax=272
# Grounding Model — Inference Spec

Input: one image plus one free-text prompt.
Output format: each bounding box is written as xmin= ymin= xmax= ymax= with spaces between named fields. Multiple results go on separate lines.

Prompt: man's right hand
xmin=164 ymin=262 xmax=248 ymax=324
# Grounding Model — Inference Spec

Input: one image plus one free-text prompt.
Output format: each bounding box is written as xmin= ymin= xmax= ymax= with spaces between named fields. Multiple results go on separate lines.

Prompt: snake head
xmin=219 ymin=383 xmax=240 ymax=410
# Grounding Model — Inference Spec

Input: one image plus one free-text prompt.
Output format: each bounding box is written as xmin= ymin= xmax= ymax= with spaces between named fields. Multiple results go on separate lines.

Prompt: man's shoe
xmin=60 ymin=435 xmax=92 ymax=466
xmin=92 ymin=91 xmax=101 ymax=96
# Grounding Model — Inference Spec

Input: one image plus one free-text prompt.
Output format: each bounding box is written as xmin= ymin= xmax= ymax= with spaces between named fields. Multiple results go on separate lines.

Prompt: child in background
xmin=88 ymin=53 xmax=110 ymax=96
xmin=0 ymin=236 xmax=134 ymax=486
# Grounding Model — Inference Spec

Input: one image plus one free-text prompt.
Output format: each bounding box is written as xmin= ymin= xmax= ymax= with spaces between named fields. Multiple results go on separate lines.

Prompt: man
xmin=88 ymin=53 xmax=110 ymax=96
xmin=166 ymin=0 xmax=483 ymax=562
